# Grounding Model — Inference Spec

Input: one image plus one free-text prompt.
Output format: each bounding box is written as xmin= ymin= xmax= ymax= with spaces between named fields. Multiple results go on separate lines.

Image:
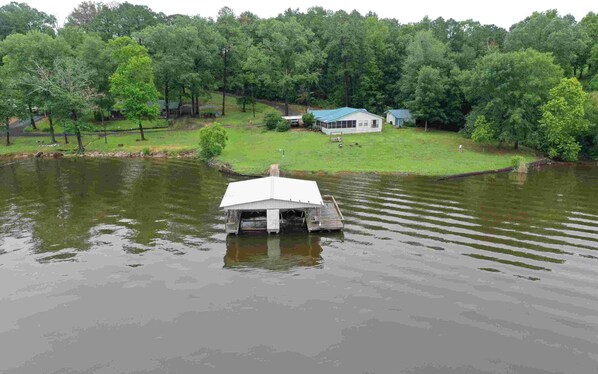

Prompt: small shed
xmin=158 ymin=100 xmax=181 ymax=117
xmin=308 ymin=107 xmax=384 ymax=134
xmin=220 ymin=176 xmax=343 ymax=234
xmin=386 ymin=109 xmax=413 ymax=128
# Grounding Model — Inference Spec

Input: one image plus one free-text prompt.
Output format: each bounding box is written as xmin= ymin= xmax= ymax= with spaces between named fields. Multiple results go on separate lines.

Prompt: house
xmin=308 ymin=107 xmax=384 ymax=134
xmin=385 ymin=109 xmax=413 ymax=128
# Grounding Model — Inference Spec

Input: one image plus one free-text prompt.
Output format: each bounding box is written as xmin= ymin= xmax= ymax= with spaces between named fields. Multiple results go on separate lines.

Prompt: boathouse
xmin=220 ymin=175 xmax=344 ymax=234
xmin=309 ymin=107 xmax=384 ymax=134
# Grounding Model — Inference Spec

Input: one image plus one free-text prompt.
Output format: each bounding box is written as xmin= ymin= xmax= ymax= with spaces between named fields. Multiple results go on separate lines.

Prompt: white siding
xmin=321 ymin=111 xmax=383 ymax=135
xmin=386 ymin=113 xmax=395 ymax=125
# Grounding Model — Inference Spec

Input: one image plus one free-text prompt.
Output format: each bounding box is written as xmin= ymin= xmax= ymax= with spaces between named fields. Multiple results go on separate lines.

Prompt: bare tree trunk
xmin=28 ymin=103 xmax=37 ymax=130
xmin=73 ymin=111 xmax=84 ymax=153
xmin=514 ymin=140 xmax=519 ymax=150
xmin=425 ymin=120 xmax=428 ymax=132
xmin=5 ymin=118 xmax=10 ymax=146
xmin=63 ymin=120 xmax=69 ymax=144
xmin=101 ymin=109 xmax=107 ymax=144
xmin=138 ymin=120 xmax=146 ymax=141
xmin=165 ymin=83 xmax=170 ymax=120
xmin=343 ymin=57 xmax=350 ymax=107
xmin=251 ymin=86 xmax=255 ymax=118
xmin=241 ymin=86 xmax=246 ymax=112
xmin=48 ymin=114 xmax=57 ymax=143
xmin=191 ymin=91 xmax=195 ymax=117
xmin=222 ymin=49 xmax=228 ymax=116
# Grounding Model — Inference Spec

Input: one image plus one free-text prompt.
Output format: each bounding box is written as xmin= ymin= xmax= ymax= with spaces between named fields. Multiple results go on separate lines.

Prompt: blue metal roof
xmin=309 ymin=107 xmax=367 ymax=123
xmin=387 ymin=109 xmax=412 ymax=120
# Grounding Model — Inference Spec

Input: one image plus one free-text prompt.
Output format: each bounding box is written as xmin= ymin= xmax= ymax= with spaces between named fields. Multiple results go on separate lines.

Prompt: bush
xmin=264 ymin=110 xmax=282 ymax=131
xmin=302 ymin=112 xmax=316 ymax=128
xmin=199 ymin=122 xmax=228 ymax=160
xmin=510 ymin=155 xmax=528 ymax=173
xmin=276 ymin=120 xmax=290 ymax=132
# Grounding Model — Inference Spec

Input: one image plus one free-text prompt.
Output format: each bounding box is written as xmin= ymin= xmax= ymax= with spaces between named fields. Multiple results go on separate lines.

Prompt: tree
xmin=85 ymin=2 xmax=164 ymax=41
xmin=33 ymin=57 xmax=98 ymax=153
xmin=264 ymin=110 xmax=282 ymax=131
xmin=398 ymin=30 xmax=462 ymax=127
xmin=0 ymin=72 xmax=24 ymax=146
xmin=110 ymin=56 xmax=160 ymax=141
xmin=409 ymin=66 xmax=447 ymax=131
xmin=0 ymin=31 xmax=71 ymax=131
xmin=0 ymin=2 xmax=56 ymax=40
xmin=199 ymin=123 xmax=227 ymax=159
xmin=253 ymin=18 xmax=320 ymax=115
xmin=504 ymin=10 xmax=586 ymax=76
xmin=302 ymin=112 xmax=316 ymax=128
xmin=136 ymin=24 xmax=196 ymax=120
xmin=471 ymin=115 xmax=495 ymax=151
xmin=65 ymin=1 xmax=101 ymax=28
xmin=539 ymin=78 xmax=589 ymax=161
xmin=461 ymin=50 xmax=563 ymax=149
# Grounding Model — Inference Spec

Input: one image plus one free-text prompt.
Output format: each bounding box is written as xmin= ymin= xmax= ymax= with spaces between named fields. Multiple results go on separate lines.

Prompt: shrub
xmin=510 ymin=155 xmax=528 ymax=173
xmin=302 ymin=112 xmax=316 ymax=128
xmin=276 ymin=119 xmax=291 ymax=132
xmin=264 ymin=110 xmax=282 ymax=131
xmin=142 ymin=147 xmax=151 ymax=156
xmin=199 ymin=122 xmax=228 ymax=160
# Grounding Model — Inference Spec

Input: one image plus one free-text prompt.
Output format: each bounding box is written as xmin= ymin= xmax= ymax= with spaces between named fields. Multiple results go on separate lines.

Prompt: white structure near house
xmin=308 ymin=107 xmax=384 ymax=134
xmin=385 ymin=109 xmax=413 ymax=128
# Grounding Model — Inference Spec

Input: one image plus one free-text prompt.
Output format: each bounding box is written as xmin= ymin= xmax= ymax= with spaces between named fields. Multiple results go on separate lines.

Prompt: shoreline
xmin=0 ymin=150 xmax=558 ymax=179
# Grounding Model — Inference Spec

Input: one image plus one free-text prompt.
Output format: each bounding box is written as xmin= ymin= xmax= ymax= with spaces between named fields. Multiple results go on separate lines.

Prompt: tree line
xmin=0 ymin=2 xmax=597 ymax=160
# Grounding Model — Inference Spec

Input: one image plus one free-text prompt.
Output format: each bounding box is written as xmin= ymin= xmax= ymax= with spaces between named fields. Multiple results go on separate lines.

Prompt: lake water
xmin=1 ymin=158 xmax=597 ymax=373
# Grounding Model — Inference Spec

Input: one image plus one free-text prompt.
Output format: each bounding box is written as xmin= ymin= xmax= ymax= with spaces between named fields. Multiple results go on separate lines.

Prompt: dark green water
xmin=1 ymin=158 xmax=597 ymax=373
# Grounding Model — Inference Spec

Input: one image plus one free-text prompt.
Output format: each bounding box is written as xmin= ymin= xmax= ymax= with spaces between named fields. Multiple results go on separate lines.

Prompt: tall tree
xmin=85 ymin=2 xmax=164 ymax=40
xmin=136 ymin=24 xmax=196 ymax=120
xmin=0 ymin=71 xmax=24 ymax=146
xmin=33 ymin=57 xmax=98 ymax=153
xmin=110 ymin=56 xmax=160 ymax=141
xmin=0 ymin=31 xmax=71 ymax=131
xmin=252 ymin=18 xmax=320 ymax=115
xmin=65 ymin=1 xmax=101 ymax=28
xmin=539 ymin=78 xmax=590 ymax=161
xmin=461 ymin=50 xmax=563 ymax=149
xmin=409 ymin=66 xmax=448 ymax=131
xmin=504 ymin=10 xmax=586 ymax=76
xmin=0 ymin=2 xmax=56 ymax=40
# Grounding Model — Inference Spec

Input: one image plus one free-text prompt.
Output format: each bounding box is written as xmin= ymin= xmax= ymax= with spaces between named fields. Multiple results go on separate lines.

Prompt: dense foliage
xmin=0 ymin=2 xmax=597 ymax=159
xmin=199 ymin=122 xmax=227 ymax=159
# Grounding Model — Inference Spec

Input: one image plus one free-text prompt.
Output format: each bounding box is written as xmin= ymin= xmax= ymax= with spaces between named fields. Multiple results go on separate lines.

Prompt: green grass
xmin=217 ymin=125 xmax=539 ymax=175
xmin=85 ymin=129 xmax=201 ymax=153
xmin=2 ymin=94 xmax=539 ymax=176
xmin=24 ymin=118 xmax=168 ymax=133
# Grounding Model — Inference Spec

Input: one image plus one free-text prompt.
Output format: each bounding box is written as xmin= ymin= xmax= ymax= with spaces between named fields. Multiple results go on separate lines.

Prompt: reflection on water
xmin=225 ymin=234 xmax=337 ymax=270
xmin=1 ymin=158 xmax=598 ymax=373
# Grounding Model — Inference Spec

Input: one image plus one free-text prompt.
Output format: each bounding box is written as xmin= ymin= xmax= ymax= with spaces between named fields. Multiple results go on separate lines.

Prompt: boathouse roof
xmin=220 ymin=176 xmax=325 ymax=211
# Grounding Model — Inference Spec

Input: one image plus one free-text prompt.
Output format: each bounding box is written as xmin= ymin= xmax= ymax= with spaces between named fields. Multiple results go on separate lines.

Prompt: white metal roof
xmin=220 ymin=176 xmax=324 ymax=210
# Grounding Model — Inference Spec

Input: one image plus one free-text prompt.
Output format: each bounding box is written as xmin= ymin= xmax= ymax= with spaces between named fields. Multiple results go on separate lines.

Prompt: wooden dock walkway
xmin=306 ymin=195 xmax=344 ymax=232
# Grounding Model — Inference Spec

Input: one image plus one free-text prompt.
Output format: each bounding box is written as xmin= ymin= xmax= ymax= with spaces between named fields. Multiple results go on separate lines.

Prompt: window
xmin=372 ymin=120 xmax=378 ymax=128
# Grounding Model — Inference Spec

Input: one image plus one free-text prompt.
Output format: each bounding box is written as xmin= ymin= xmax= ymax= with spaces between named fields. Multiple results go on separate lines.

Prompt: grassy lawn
xmin=218 ymin=125 xmax=539 ymax=175
xmin=85 ymin=129 xmax=201 ymax=153
xmin=2 ymin=93 xmax=540 ymax=176
xmin=24 ymin=118 xmax=168 ymax=133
